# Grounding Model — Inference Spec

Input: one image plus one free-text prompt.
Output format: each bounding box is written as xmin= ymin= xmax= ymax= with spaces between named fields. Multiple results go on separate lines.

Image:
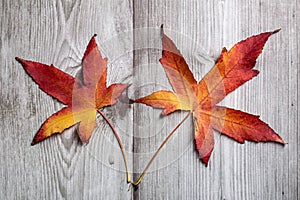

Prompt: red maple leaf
xmin=135 ymin=26 xmax=285 ymax=165
xmin=16 ymin=35 xmax=130 ymax=145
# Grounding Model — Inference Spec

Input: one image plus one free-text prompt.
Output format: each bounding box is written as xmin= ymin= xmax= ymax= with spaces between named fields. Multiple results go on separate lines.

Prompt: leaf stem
xmin=131 ymin=112 xmax=191 ymax=187
xmin=97 ymin=109 xmax=131 ymax=183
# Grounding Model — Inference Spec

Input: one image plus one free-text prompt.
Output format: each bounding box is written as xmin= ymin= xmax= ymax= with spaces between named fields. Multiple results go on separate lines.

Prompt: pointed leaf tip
xmin=15 ymin=57 xmax=24 ymax=63
xmin=161 ymin=24 xmax=164 ymax=35
xmin=277 ymin=137 xmax=286 ymax=145
xmin=201 ymin=157 xmax=209 ymax=166
xmin=31 ymin=139 xmax=37 ymax=146
xmin=83 ymin=35 xmax=99 ymax=62
xmin=272 ymin=29 xmax=281 ymax=34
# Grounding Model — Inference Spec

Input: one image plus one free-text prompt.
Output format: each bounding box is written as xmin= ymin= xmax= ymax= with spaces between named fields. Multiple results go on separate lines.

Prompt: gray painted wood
xmin=0 ymin=0 xmax=298 ymax=199
xmin=1 ymin=0 xmax=133 ymax=199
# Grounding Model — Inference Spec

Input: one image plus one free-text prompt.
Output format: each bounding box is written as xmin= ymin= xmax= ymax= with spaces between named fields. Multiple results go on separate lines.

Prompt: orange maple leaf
xmin=135 ymin=26 xmax=285 ymax=165
xmin=16 ymin=35 xmax=130 ymax=145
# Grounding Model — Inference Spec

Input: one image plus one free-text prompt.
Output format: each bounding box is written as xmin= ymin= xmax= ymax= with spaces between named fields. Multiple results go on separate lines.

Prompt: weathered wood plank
xmin=220 ymin=1 xmax=298 ymax=199
xmin=132 ymin=0 xmax=223 ymax=199
xmin=0 ymin=0 xmax=133 ymax=199
xmin=0 ymin=0 xmax=299 ymax=199
xmin=132 ymin=0 xmax=299 ymax=199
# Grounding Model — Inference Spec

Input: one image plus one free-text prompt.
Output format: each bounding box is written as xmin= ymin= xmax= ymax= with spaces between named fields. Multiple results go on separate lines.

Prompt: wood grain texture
xmin=0 ymin=0 xmax=298 ymax=199
xmin=132 ymin=0 xmax=299 ymax=200
xmin=0 ymin=0 xmax=133 ymax=199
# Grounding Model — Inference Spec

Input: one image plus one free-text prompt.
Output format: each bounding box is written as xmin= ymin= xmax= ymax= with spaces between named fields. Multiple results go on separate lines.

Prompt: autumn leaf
xmin=135 ymin=26 xmax=285 ymax=165
xmin=16 ymin=35 xmax=130 ymax=145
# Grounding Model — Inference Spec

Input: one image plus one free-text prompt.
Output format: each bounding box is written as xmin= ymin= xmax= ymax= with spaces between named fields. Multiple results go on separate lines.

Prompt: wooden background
xmin=0 ymin=0 xmax=299 ymax=199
